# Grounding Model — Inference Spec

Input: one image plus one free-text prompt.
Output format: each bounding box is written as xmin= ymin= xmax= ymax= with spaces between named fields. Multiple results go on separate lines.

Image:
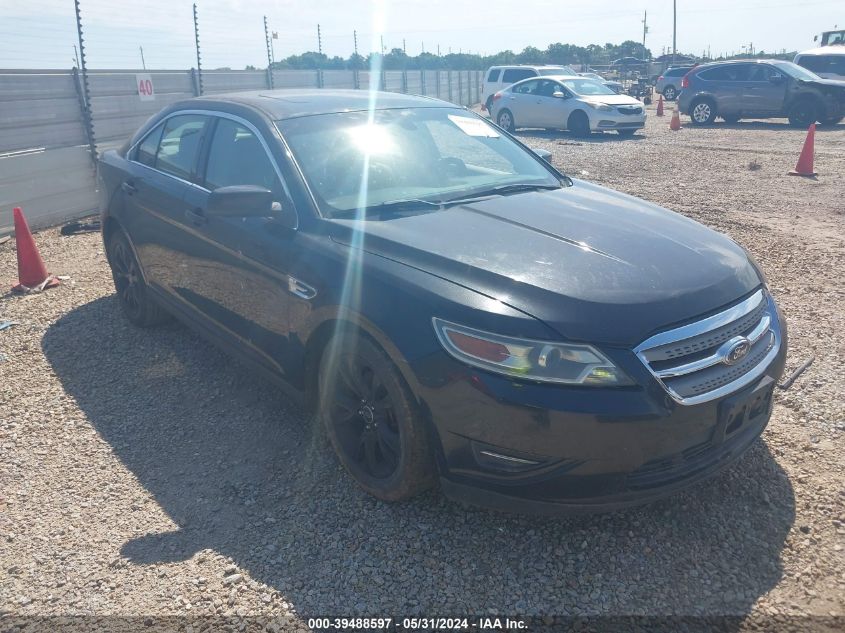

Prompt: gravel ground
xmin=1 ymin=105 xmax=844 ymax=632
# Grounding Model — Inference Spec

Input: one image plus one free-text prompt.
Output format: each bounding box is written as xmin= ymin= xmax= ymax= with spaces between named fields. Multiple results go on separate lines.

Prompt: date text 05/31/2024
xmin=306 ymin=617 xmax=529 ymax=630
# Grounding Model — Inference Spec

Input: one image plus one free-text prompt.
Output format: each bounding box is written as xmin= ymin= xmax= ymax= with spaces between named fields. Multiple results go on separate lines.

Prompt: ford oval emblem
xmin=723 ymin=338 xmax=751 ymax=365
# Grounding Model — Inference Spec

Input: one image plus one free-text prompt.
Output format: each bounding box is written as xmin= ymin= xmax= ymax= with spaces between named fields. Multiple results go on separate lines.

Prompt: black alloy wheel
xmin=318 ymin=334 xmax=435 ymax=500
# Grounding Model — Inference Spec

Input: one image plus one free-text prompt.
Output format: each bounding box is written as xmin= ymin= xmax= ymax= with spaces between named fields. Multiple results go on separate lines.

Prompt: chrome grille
xmin=635 ymin=290 xmax=781 ymax=405
xmin=617 ymin=106 xmax=643 ymax=115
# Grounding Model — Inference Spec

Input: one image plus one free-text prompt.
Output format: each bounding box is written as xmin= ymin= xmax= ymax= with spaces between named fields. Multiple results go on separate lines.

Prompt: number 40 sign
xmin=136 ymin=74 xmax=155 ymax=101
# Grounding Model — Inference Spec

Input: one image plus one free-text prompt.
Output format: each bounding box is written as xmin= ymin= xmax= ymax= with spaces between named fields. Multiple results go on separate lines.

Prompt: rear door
xmin=697 ymin=64 xmax=751 ymax=114
xmin=744 ymin=64 xmax=788 ymax=115
xmin=506 ymin=78 xmax=544 ymax=127
xmin=123 ymin=113 xmax=211 ymax=296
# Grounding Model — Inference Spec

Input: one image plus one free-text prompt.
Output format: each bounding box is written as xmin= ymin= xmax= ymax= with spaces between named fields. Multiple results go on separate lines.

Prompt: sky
xmin=0 ymin=0 xmax=840 ymax=69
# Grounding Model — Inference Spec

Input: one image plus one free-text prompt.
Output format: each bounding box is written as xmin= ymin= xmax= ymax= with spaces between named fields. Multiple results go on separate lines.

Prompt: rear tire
xmin=106 ymin=230 xmax=170 ymax=328
xmin=788 ymin=98 xmax=820 ymax=128
xmin=496 ymin=108 xmax=515 ymax=132
xmin=820 ymin=115 xmax=843 ymax=126
xmin=567 ymin=110 xmax=591 ymax=137
xmin=690 ymin=98 xmax=717 ymax=125
xmin=484 ymin=96 xmax=493 ymax=116
xmin=318 ymin=332 xmax=436 ymax=502
xmin=662 ymin=85 xmax=677 ymax=101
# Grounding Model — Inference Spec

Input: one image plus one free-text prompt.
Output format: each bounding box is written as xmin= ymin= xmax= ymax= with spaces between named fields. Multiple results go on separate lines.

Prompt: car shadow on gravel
xmin=43 ymin=296 xmax=796 ymax=621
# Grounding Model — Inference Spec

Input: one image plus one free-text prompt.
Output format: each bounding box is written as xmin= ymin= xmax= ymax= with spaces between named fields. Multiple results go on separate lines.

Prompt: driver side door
xmin=179 ymin=114 xmax=301 ymax=379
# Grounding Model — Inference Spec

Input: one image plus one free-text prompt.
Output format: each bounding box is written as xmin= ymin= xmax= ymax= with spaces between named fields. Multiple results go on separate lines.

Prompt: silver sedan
xmin=490 ymin=75 xmax=647 ymax=137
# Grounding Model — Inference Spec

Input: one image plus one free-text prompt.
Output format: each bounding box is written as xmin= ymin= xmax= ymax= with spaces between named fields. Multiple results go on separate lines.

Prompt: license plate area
xmin=716 ymin=375 xmax=775 ymax=444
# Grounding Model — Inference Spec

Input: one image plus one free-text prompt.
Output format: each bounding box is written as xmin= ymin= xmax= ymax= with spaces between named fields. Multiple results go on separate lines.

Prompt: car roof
xmin=488 ymin=64 xmax=572 ymax=70
xmin=796 ymin=46 xmax=845 ymax=56
xmin=182 ymin=89 xmax=451 ymax=120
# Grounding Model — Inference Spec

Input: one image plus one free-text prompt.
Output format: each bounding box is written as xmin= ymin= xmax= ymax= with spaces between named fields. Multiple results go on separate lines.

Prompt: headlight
xmin=432 ymin=318 xmax=633 ymax=386
xmin=585 ymin=102 xmax=615 ymax=112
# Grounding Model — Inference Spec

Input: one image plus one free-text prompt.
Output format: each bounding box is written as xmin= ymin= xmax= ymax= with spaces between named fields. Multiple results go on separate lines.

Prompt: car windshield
xmin=277 ymin=107 xmax=562 ymax=217
xmin=773 ymin=61 xmax=821 ymax=81
xmin=560 ymin=78 xmax=618 ymax=96
xmin=539 ymin=66 xmax=576 ymax=76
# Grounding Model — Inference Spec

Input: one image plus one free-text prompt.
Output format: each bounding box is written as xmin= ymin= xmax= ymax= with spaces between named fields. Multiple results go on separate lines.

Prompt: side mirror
xmin=207 ymin=185 xmax=273 ymax=218
xmin=552 ymin=91 xmax=566 ymax=99
xmin=531 ymin=147 xmax=553 ymax=163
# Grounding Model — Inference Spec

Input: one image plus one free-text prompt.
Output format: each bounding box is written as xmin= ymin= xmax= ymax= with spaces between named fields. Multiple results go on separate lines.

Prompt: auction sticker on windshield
xmin=448 ymin=114 xmax=500 ymax=137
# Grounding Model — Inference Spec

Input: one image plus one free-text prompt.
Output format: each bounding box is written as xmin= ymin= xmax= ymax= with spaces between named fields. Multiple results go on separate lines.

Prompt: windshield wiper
xmin=444 ymin=182 xmax=562 ymax=204
xmin=332 ymin=197 xmax=444 ymax=218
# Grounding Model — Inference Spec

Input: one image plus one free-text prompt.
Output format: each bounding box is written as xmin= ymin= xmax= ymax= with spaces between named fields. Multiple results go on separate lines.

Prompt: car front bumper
xmin=586 ymin=108 xmax=646 ymax=131
xmin=410 ymin=309 xmax=787 ymax=514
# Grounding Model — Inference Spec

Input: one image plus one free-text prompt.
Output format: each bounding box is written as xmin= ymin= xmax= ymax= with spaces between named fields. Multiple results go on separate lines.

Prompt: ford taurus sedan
xmin=490 ymin=75 xmax=647 ymax=136
xmin=98 ymin=89 xmax=786 ymax=513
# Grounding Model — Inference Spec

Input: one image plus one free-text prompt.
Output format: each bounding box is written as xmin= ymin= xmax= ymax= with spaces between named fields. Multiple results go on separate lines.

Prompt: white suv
xmin=482 ymin=65 xmax=578 ymax=113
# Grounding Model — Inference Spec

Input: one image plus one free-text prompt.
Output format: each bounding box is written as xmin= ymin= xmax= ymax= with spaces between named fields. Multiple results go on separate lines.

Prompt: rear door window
xmin=155 ymin=114 xmax=209 ymax=181
xmin=697 ymin=65 xmax=750 ymax=81
xmin=502 ymin=69 xmax=536 ymax=83
xmin=512 ymin=79 xmax=541 ymax=94
xmin=486 ymin=69 xmax=501 ymax=82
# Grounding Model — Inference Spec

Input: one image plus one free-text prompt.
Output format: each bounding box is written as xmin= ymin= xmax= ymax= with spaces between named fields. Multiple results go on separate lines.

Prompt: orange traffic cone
xmin=788 ymin=123 xmax=818 ymax=177
xmin=656 ymin=95 xmax=664 ymax=117
xmin=670 ymin=105 xmax=681 ymax=130
xmin=11 ymin=207 xmax=59 ymax=293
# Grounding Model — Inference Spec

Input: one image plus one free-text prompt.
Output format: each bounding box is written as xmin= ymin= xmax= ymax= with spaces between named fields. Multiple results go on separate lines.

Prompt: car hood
xmin=798 ymin=77 xmax=845 ymax=89
xmin=329 ymin=180 xmax=761 ymax=346
xmin=577 ymin=94 xmax=642 ymax=106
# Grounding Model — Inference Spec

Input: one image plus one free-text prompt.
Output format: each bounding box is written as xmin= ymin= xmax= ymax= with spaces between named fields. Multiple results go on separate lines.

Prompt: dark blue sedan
xmin=97 ymin=89 xmax=786 ymax=513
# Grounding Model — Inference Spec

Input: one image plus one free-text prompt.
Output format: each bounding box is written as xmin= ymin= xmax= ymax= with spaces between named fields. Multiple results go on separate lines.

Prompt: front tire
xmin=690 ymin=98 xmax=717 ymax=125
xmin=820 ymin=115 xmax=843 ymax=127
xmin=318 ymin=333 xmax=436 ymax=501
xmin=497 ymin=108 xmax=515 ymax=132
xmin=662 ymin=85 xmax=677 ymax=101
xmin=567 ymin=110 xmax=591 ymax=137
xmin=107 ymin=230 xmax=170 ymax=327
xmin=484 ymin=97 xmax=493 ymax=116
xmin=788 ymin=98 xmax=820 ymax=128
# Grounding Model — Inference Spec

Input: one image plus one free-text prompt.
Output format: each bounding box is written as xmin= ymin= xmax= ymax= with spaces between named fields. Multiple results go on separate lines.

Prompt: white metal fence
xmin=0 ymin=68 xmax=483 ymax=235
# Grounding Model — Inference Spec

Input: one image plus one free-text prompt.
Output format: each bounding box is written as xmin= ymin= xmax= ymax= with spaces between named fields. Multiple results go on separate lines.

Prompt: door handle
xmin=184 ymin=207 xmax=206 ymax=226
xmin=121 ymin=181 xmax=137 ymax=195
xmin=287 ymin=276 xmax=317 ymax=300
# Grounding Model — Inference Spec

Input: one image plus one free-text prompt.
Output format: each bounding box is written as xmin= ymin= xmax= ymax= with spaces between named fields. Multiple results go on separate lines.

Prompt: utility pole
xmin=139 ymin=45 xmax=146 ymax=69
xmin=672 ymin=0 xmax=677 ymax=66
xmin=316 ymin=24 xmax=323 ymax=88
xmin=380 ymin=35 xmax=385 ymax=55
xmin=317 ymin=24 xmax=322 ymax=55
xmin=437 ymin=44 xmax=440 ymax=56
xmin=641 ymin=10 xmax=648 ymax=59
xmin=403 ymin=39 xmax=406 ymax=54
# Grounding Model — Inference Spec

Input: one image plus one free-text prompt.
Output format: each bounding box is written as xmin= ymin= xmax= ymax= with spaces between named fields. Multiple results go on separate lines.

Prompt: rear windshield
xmin=666 ymin=67 xmax=692 ymax=76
